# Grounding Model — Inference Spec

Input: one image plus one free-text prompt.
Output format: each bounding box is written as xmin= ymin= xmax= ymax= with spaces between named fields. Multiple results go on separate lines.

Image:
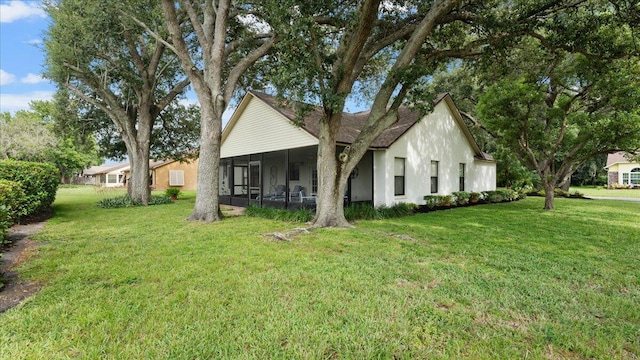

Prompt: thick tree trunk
xmin=542 ymin=181 xmax=555 ymax=210
xmin=311 ymin=117 xmax=352 ymax=228
xmin=127 ymin=146 xmax=151 ymax=205
xmin=188 ymin=100 xmax=223 ymax=222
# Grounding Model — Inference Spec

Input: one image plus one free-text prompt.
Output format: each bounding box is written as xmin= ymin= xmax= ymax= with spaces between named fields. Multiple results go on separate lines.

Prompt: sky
xmin=0 ymin=1 xmax=54 ymax=114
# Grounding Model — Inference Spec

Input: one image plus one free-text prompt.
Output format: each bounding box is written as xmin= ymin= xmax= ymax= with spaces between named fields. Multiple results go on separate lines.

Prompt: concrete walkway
xmin=584 ymin=196 xmax=640 ymax=202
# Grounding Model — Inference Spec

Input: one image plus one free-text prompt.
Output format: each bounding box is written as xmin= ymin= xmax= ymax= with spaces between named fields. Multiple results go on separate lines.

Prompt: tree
xmin=44 ymin=0 xmax=190 ymax=204
xmin=152 ymin=0 xmax=280 ymax=222
xmin=268 ymin=0 xmax=593 ymax=227
xmin=0 ymin=101 xmax=100 ymax=181
xmin=478 ymin=38 xmax=640 ymax=209
xmin=0 ymin=110 xmax=57 ymax=161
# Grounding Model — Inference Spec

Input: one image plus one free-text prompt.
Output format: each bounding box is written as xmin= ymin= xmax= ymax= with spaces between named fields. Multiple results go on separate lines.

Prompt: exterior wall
xmin=609 ymin=162 xmax=640 ymax=186
xmin=152 ymin=159 xmax=199 ymax=191
xmin=373 ymin=101 xmax=496 ymax=206
xmin=221 ymin=97 xmax=318 ymax=158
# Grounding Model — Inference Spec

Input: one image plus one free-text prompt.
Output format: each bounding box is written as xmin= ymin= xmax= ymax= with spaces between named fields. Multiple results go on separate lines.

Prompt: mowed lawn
xmin=1 ymin=187 xmax=639 ymax=359
xmin=571 ymin=186 xmax=640 ymax=198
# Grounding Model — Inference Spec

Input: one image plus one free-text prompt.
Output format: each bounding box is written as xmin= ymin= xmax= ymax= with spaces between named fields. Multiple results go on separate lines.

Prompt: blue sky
xmin=0 ymin=1 xmax=54 ymax=113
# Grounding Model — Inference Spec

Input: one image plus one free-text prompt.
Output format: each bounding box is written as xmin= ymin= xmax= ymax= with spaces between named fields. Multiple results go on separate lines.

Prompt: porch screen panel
xmin=394 ymin=157 xmax=405 ymax=196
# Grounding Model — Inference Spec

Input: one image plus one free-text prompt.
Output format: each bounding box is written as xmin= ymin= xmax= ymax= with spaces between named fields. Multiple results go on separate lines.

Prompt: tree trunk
xmin=188 ymin=100 xmax=223 ymax=222
xmin=542 ymin=181 xmax=555 ymax=210
xmin=311 ymin=117 xmax=352 ymax=228
xmin=127 ymin=146 xmax=151 ymax=205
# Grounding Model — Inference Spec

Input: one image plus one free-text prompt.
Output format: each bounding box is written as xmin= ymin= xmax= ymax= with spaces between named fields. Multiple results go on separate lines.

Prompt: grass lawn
xmin=571 ymin=185 xmax=640 ymax=198
xmin=1 ymin=187 xmax=639 ymax=359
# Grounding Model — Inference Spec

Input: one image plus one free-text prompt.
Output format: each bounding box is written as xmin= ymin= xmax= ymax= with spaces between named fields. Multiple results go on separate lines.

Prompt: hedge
xmin=0 ymin=179 xmax=25 ymax=239
xmin=0 ymin=160 xmax=59 ymax=219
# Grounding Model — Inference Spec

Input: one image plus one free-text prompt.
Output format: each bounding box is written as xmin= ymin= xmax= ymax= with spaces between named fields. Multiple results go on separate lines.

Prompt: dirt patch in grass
xmin=0 ymin=220 xmax=48 ymax=313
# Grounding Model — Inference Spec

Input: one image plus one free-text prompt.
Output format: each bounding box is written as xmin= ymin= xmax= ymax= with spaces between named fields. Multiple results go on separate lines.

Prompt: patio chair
xmin=289 ymin=185 xmax=304 ymax=202
xmin=262 ymin=184 xmax=286 ymax=201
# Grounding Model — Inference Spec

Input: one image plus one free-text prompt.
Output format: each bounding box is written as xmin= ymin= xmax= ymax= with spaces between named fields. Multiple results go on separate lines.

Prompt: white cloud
xmin=25 ymin=38 xmax=43 ymax=45
xmin=0 ymin=69 xmax=16 ymax=85
xmin=20 ymin=73 xmax=46 ymax=84
xmin=0 ymin=91 xmax=55 ymax=113
xmin=0 ymin=1 xmax=46 ymax=23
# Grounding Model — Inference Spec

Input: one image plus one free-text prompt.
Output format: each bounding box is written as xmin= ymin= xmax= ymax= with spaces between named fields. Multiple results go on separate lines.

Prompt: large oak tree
xmin=270 ymin=0 xmax=592 ymax=227
xmin=155 ymin=0 xmax=281 ymax=222
xmin=44 ymin=0 xmax=190 ymax=204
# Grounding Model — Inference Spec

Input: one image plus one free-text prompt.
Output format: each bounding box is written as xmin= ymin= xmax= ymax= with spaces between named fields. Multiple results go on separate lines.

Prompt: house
xmin=76 ymin=163 xmax=129 ymax=187
xmin=218 ymin=91 xmax=496 ymax=209
xmin=605 ymin=152 xmax=640 ymax=188
xmin=149 ymin=158 xmax=199 ymax=191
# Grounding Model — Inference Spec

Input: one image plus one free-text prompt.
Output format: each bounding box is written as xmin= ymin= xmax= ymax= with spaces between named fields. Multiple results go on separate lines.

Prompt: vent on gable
xmin=169 ymin=170 xmax=185 ymax=186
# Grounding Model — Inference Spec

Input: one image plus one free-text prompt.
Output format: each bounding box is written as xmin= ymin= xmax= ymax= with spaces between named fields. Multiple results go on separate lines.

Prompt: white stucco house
xmin=605 ymin=152 xmax=640 ymax=188
xmin=219 ymin=91 xmax=496 ymax=209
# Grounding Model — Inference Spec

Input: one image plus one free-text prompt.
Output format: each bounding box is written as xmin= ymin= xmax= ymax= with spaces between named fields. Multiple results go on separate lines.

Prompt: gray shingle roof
xmin=247 ymin=91 xmax=491 ymax=161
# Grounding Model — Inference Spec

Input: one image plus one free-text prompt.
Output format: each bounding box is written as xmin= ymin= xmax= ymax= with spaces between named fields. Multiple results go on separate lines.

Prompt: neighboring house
xmin=149 ymin=159 xmax=199 ymax=191
xmin=75 ymin=164 xmax=128 ymax=187
xmin=219 ymin=91 xmax=496 ymax=209
xmin=605 ymin=152 xmax=640 ymax=188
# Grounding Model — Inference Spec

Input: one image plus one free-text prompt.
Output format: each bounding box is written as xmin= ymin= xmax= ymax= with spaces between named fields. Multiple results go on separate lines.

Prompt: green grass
xmin=1 ymin=187 xmax=639 ymax=359
xmin=571 ymin=185 xmax=640 ymax=198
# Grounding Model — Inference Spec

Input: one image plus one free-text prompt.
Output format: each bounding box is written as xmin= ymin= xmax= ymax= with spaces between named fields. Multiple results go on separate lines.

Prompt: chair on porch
xmin=262 ymin=184 xmax=286 ymax=201
xmin=289 ymin=185 xmax=304 ymax=202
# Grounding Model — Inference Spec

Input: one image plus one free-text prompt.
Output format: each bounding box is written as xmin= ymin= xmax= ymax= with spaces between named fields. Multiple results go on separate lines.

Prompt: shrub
xmin=97 ymin=195 xmax=173 ymax=208
xmin=245 ymin=205 xmax=314 ymax=222
xmin=436 ymin=195 xmax=452 ymax=207
xmin=452 ymin=191 xmax=470 ymax=205
xmin=0 ymin=160 xmax=59 ymax=218
xmin=423 ymin=195 xmax=438 ymax=209
xmin=485 ymin=190 xmax=504 ymax=203
xmin=344 ymin=203 xmax=380 ymax=220
xmin=0 ymin=180 xmax=26 ymax=239
xmin=165 ymin=187 xmax=181 ymax=199
xmin=469 ymin=192 xmax=482 ymax=203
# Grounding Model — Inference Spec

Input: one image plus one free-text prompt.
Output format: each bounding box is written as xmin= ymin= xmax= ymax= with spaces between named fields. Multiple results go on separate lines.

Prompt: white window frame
xmin=169 ymin=170 xmax=185 ymax=186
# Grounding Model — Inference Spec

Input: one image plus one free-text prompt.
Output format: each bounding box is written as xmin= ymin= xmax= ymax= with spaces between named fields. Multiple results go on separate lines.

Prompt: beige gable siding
xmin=221 ymin=97 xmax=318 ymax=158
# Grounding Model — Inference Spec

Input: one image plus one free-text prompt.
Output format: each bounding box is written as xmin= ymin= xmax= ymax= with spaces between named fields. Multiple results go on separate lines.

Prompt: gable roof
xmin=224 ymin=91 xmax=491 ymax=160
xmin=606 ymin=151 xmax=639 ymax=168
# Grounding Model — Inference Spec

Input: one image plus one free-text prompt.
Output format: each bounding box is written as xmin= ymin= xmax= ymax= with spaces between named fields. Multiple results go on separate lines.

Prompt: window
xmin=107 ymin=174 xmax=117 ymax=184
xmin=459 ymin=163 xmax=465 ymax=191
xmin=431 ymin=161 xmax=439 ymax=194
xmin=169 ymin=170 xmax=185 ymax=186
xmin=311 ymin=168 xmax=318 ymax=193
xmin=394 ymin=157 xmax=405 ymax=196
xmin=630 ymin=168 xmax=640 ymax=186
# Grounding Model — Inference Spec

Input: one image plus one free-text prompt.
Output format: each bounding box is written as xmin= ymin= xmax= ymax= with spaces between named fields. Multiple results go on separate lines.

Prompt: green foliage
xmin=0 ymin=160 xmax=59 ymax=218
xmin=423 ymin=195 xmax=438 ymax=209
xmin=344 ymin=203 xmax=416 ymax=221
xmin=165 ymin=188 xmax=181 ymax=199
xmin=97 ymin=195 xmax=173 ymax=209
xmin=436 ymin=195 xmax=452 ymax=207
xmin=469 ymin=192 xmax=482 ymax=203
xmin=245 ymin=205 xmax=314 ymax=223
xmin=452 ymin=191 xmax=470 ymax=205
xmin=0 ymin=180 xmax=24 ymax=239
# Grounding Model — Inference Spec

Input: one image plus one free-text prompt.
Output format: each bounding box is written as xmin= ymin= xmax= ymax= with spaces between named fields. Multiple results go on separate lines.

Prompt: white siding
xmin=221 ymin=97 xmax=318 ymax=158
xmin=374 ymin=101 xmax=496 ymax=206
